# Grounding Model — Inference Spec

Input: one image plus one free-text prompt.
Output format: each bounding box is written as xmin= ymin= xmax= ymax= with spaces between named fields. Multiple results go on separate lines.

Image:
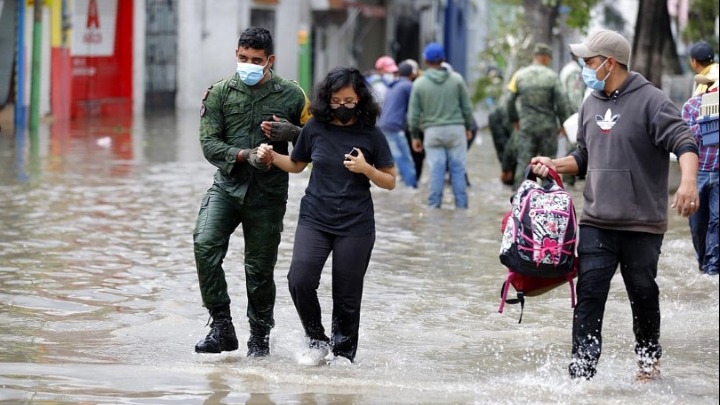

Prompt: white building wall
xmin=272 ymin=1 xmax=303 ymax=82
xmin=174 ymin=1 xmax=305 ymax=111
xmin=176 ymin=0 xmax=239 ymax=111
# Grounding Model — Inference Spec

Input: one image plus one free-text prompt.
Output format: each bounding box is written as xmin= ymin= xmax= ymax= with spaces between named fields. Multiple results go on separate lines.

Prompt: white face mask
xmin=236 ymin=61 xmax=267 ymax=86
xmin=382 ymin=73 xmax=396 ymax=83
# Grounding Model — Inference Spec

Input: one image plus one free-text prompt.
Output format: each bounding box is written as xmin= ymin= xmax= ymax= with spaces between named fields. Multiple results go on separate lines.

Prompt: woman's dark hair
xmin=310 ymin=66 xmax=380 ymax=126
xmin=238 ymin=27 xmax=274 ymax=56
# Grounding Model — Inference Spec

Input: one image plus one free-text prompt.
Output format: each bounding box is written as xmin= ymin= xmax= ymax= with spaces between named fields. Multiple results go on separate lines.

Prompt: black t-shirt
xmin=291 ymin=118 xmax=394 ymax=236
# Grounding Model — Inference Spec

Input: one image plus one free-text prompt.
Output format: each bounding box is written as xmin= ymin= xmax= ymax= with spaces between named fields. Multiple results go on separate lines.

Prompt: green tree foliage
xmin=471 ymin=4 xmax=533 ymax=106
xmin=472 ymin=0 xmax=601 ymax=107
xmin=561 ymin=0 xmax=602 ymax=28
xmin=683 ymin=0 xmax=719 ymax=50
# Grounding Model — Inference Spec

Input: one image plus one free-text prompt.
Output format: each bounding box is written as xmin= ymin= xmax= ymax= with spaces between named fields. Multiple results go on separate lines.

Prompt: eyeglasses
xmin=329 ymin=101 xmax=357 ymax=109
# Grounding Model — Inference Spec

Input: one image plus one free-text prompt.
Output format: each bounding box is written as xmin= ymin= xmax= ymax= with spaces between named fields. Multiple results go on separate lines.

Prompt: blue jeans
xmin=383 ymin=130 xmax=417 ymax=188
xmin=423 ymin=125 xmax=468 ymax=208
xmin=568 ymin=225 xmax=663 ymax=380
xmin=689 ymin=170 xmax=719 ymax=275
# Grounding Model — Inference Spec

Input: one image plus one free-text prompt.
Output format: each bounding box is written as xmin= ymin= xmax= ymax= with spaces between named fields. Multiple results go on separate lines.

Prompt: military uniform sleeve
xmin=199 ymin=84 xmax=242 ymax=175
xmin=553 ymin=78 xmax=575 ymax=122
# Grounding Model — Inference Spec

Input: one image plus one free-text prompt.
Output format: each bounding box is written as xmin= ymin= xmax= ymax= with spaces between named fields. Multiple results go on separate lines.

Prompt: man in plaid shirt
xmin=681 ymin=73 xmax=719 ymax=275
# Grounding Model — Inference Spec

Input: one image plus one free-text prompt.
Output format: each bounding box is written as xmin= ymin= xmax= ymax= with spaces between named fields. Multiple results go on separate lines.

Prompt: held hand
xmin=256 ymin=144 xmax=274 ymax=162
xmin=411 ymin=138 xmax=423 ymax=153
xmin=261 ymin=115 xmax=300 ymax=142
xmin=248 ymin=145 xmax=273 ymax=171
xmin=529 ymin=156 xmax=554 ymax=178
xmin=671 ymin=179 xmax=699 ymax=217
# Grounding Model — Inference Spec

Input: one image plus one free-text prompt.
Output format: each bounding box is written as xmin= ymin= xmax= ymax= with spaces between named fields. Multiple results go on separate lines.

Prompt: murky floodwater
xmin=0 ymin=111 xmax=717 ymax=404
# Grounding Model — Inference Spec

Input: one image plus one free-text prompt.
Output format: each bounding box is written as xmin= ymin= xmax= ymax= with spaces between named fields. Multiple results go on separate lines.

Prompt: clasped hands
xmin=255 ymin=144 xmax=274 ymax=169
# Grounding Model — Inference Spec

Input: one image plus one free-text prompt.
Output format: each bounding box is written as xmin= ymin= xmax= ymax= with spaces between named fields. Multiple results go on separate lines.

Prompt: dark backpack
xmin=498 ymin=166 xmax=578 ymax=322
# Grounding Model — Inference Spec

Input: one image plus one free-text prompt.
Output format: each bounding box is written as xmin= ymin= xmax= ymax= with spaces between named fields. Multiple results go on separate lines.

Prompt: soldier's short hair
xmin=238 ymin=27 xmax=274 ymax=56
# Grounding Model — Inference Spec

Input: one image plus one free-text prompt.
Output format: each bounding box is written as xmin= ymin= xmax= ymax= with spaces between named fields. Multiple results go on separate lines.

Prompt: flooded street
xmin=0 ymin=111 xmax=718 ymax=404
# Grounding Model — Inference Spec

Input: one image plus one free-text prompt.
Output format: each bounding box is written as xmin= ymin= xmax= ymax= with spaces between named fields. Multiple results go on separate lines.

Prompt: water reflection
xmin=0 ymin=111 xmax=717 ymax=404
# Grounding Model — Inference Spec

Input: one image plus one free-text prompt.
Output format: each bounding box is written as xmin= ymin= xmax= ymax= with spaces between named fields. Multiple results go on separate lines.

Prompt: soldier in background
xmin=506 ymin=43 xmax=574 ymax=185
xmin=559 ymin=54 xmax=586 ymax=111
xmin=558 ymin=53 xmax=587 ymax=186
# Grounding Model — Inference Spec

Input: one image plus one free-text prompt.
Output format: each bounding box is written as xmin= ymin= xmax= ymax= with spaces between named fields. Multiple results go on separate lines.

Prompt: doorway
xmin=145 ymin=0 xmax=177 ymax=111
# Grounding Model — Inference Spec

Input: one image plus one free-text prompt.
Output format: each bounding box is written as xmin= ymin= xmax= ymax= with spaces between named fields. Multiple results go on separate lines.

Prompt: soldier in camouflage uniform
xmin=558 ymin=54 xmax=586 ymax=186
xmin=506 ymin=43 xmax=574 ymax=185
xmin=559 ymin=54 xmax=587 ymax=111
xmin=193 ymin=27 xmax=310 ymax=357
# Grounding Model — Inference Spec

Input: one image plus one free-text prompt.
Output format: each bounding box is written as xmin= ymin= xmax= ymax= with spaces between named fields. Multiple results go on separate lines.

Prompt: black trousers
xmin=570 ymin=225 xmax=664 ymax=376
xmin=287 ymin=223 xmax=375 ymax=361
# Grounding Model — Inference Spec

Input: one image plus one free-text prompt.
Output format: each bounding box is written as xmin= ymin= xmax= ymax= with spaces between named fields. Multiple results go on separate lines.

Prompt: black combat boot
xmin=246 ymin=325 xmax=270 ymax=357
xmin=194 ymin=306 xmax=239 ymax=353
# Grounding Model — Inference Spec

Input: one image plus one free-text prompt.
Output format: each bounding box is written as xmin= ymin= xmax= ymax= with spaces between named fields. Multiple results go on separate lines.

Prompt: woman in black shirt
xmin=258 ymin=66 xmax=396 ymax=365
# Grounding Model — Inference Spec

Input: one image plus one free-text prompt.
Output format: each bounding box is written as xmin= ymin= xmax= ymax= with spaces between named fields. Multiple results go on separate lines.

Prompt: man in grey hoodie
xmin=407 ymin=42 xmax=475 ymax=209
xmin=530 ymin=30 xmax=699 ymax=382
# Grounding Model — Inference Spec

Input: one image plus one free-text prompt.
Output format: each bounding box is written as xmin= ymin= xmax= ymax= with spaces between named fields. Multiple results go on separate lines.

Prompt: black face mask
xmin=333 ymin=106 xmax=356 ymax=124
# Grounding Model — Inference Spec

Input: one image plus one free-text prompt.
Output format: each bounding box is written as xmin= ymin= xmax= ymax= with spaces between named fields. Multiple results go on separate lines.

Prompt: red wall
xmin=71 ymin=0 xmax=133 ymax=118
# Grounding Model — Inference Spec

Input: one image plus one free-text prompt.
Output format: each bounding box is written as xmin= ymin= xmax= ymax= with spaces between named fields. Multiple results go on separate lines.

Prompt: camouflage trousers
xmin=513 ymin=128 xmax=559 ymax=185
xmin=193 ymin=184 xmax=285 ymax=331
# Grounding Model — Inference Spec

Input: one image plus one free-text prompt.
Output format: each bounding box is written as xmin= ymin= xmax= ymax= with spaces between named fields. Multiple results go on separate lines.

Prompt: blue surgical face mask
xmin=236 ymin=61 xmax=267 ymax=86
xmin=580 ymin=59 xmax=610 ymax=91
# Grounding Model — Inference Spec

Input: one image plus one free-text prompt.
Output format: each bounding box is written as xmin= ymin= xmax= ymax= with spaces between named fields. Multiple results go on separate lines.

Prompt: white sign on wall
xmin=71 ymin=0 xmax=118 ymax=56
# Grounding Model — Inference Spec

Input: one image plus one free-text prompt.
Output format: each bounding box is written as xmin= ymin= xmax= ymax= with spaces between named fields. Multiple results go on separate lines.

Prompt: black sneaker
xmin=247 ymin=328 xmax=270 ymax=357
xmin=194 ymin=318 xmax=239 ymax=353
xmin=568 ymin=358 xmax=596 ymax=381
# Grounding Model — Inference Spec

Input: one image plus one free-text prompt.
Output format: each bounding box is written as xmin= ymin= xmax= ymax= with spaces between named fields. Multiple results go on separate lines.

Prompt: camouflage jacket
xmin=506 ymin=63 xmax=574 ymax=133
xmin=199 ymin=71 xmax=308 ymax=205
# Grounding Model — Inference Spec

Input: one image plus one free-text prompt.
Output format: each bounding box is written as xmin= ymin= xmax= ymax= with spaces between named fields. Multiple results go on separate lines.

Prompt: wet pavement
xmin=0 ymin=111 xmax=718 ymax=404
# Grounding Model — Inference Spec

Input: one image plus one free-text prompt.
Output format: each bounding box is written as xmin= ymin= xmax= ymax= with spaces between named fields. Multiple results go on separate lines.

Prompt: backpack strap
xmin=499 ymin=277 xmax=511 ymax=313
xmin=498 ymin=271 xmax=526 ymax=323
xmin=522 ymin=164 xmax=564 ymax=189
xmin=567 ymin=257 xmax=579 ymax=308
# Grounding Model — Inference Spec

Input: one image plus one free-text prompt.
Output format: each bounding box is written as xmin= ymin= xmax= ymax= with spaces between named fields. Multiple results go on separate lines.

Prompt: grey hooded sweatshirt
xmin=571 ymin=72 xmax=698 ymax=234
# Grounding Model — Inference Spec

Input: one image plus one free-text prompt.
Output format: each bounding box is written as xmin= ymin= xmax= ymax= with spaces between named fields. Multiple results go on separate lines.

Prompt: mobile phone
xmin=345 ymin=147 xmax=359 ymax=160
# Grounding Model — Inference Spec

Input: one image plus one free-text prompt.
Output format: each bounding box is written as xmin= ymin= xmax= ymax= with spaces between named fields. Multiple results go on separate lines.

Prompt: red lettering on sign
xmin=83 ymin=31 xmax=103 ymax=44
xmin=87 ymin=0 xmax=100 ymax=29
